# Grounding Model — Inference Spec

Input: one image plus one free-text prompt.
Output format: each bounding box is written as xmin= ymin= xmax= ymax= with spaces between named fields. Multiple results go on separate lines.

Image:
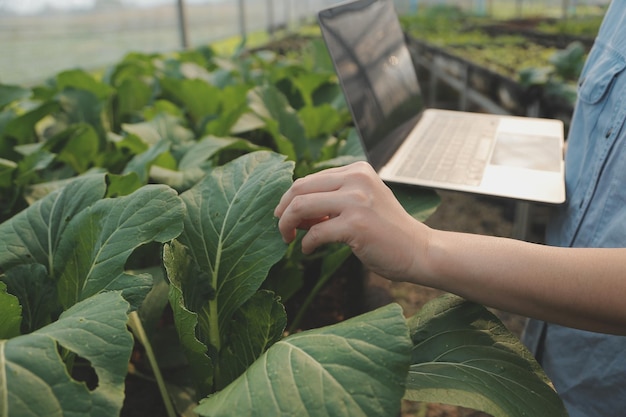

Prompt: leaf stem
xmin=287 ymin=272 xmax=330 ymax=334
xmin=288 ymin=247 xmax=353 ymax=333
xmin=128 ymin=311 xmax=177 ymax=417
xmin=0 ymin=341 xmax=7 ymax=417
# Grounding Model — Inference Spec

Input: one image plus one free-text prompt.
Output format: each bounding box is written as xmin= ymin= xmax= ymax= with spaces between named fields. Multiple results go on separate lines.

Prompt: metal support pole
xmin=284 ymin=0 xmax=291 ymax=31
xmin=267 ymin=0 xmax=275 ymax=36
xmin=176 ymin=0 xmax=190 ymax=49
xmin=459 ymin=63 xmax=469 ymax=111
xmin=238 ymin=0 xmax=247 ymax=39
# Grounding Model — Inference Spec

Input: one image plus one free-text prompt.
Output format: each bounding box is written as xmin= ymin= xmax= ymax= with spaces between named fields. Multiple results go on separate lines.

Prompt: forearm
xmin=421 ymin=229 xmax=626 ymax=335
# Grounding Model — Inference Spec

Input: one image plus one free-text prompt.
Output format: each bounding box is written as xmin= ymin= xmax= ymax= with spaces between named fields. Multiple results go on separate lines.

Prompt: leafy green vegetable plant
xmin=0 ymin=173 xmax=184 ymax=416
xmin=0 ymin=33 xmax=568 ymax=417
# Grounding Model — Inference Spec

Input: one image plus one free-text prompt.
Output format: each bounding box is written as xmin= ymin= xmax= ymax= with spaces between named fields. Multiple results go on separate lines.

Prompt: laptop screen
xmin=318 ymin=0 xmax=424 ymax=169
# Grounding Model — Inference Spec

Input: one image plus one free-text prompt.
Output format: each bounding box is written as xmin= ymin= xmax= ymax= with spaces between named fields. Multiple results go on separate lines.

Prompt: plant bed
xmin=401 ymin=6 xmax=596 ymax=124
xmin=478 ymin=17 xmax=596 ymax=49
xmin=408 ymin=37 xmax=542 ymax=116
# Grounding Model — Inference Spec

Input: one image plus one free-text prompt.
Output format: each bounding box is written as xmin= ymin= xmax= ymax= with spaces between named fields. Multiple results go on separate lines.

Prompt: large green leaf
xmin=166 ymin=151 xmax=294 ymax=394
xmin=0 ymin=173 xmax=184 ymax=311
xmin=54 ymin=183 xmax=184 ymax=309
xmin=176 ymin=150 xmax=294 ymax=333
xmin=0 ymin=174 xmax=106 ymax=272
xmin=405 ymin=294 xmax=568 ymax=417
xmin=195 ymin=303 xmax=412 ymax=417
xmin=0 ymin=291 xmax=133 ymax=417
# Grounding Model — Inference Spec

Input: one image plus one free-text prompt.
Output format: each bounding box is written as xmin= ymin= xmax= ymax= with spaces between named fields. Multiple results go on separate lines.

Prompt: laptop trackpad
xmin=490 ymin=132 xmax=562 ymax=172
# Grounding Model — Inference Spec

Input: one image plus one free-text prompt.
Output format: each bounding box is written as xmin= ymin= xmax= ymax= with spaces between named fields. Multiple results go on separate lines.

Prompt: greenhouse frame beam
xmin=177 ymin=0 xmax=190 ymax=49
xmin=239 ymin=0 xmax=247 ymax=38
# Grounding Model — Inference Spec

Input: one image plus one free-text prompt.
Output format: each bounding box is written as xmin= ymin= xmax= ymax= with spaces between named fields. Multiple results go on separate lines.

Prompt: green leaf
xmin=291 ymin=72 xmax=335 ymax=107
xmin=125 ymin=113 xmax=196 ymax=150
xmin=56 ymin=89 xmax=107 ymax=137
xmin=14 ymin=148 xmax=55 ymax=185
xmin=0 ymin=173 xmax=184 ymax=311
xmin=518 ymin=66 xmax=552 ymax=87
xmin=549 ymin=41 xmax=586 ymax=80
xmin=21 ymin=172 xmax=106 ymax=206
xmin=166 ymin=151 xmax=294 ymax=395
xmin=104 ymin=172 xmax=143 ymax=198
xmin=122 ymin=121 xmax=163 ymax=146
xmin=115 ymin=77 xmax=153 ymax=119
xmin=1 ymin=264 xmax=57 ymax=333
xmin=55 ymin=183 xmax=184 ymax=309
xmin=247 ymin=85 xmax=305 ymax=159
xmin=160 ymin=78 xmax=221 ymax=127
xmin=123 ymin=139 xmax=171 ymax=183
xmin=405 ymin=294 xmax=568 ymax=417
xmin=176 ymin=151 xmax=294 ymax=336
xmin=0 ymin=291 xmax=133 ymax=417
xmin=178 ymin=136 xmax=262 ymax=171
xmin=153 ymin=134 xmax=266 ymax=192
xmin=0 ymin=158 xmax=17 ymax=188
xmin=313 ymin=128 xmax=367 ymax=170
xmin=216 ymin=290 xmax=287 ymax=390
xmin=390 ymin=185 xmax=440 ymax=222
xmin=56 ymin=69 xmax=114 ymax=100
xmin=298 ymin=104 xmax=343 ymax=139
xmin=0 ymin=84 xmax=31 ymax=109
xmin=44 ymin=123 xmax=100 ymax=173
xmin=0 ymin=282 xmax=22 ymax=339
xmin=164 ymin=240 xmax=214 ymax=396
xmin=3 ymin=101 xmax=59 ymax=144
xmin=229 ymin=111 xmax=266 ymax=135
xmin=0 ymin=174 xmax=107 ymax=272
xmin=195 ymin=303 xmax=412 ymax=417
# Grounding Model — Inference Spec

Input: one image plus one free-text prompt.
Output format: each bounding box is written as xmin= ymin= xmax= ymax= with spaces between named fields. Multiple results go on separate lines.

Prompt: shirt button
xmin=606 ymin=128 xmax=613 ymax=138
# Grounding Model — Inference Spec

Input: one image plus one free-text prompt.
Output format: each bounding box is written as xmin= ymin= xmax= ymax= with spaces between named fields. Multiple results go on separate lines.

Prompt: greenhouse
xmin=0 ymin=1 xmax=618 ymax=417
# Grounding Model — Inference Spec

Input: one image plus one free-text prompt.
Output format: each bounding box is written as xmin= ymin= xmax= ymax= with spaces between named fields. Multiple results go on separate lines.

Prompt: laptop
xmin=317 ymin=0 xmax=566 ymax=204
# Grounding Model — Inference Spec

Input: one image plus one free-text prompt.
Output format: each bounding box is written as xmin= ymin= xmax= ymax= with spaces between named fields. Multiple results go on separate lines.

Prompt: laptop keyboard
xmin=396 ymin=113 xmax=498 ymax=186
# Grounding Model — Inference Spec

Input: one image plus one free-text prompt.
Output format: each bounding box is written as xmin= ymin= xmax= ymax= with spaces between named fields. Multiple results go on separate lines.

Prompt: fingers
xmin=274 ymin=164 xmax=352 ymax=218
xmin=276 ymin=190 xmax=343 ymax=244
xmin=275 ymin=161 xmax=378 ymax=247
xmin=299 ymin=216 xmax=348 ymax=254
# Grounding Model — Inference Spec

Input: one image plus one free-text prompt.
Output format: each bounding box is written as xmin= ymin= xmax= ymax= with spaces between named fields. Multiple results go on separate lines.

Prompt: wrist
xmin=405 ymin=222 xmax=440 ymax=286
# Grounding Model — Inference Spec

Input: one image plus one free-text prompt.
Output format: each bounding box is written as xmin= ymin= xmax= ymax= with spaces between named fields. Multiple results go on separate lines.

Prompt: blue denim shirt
xmin=522 ymin=3 xmax=626 ymax=417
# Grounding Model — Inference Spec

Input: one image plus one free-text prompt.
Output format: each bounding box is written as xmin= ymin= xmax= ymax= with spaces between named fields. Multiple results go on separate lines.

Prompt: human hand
xmin=274 ymin=161 xmax=431 ymax=281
